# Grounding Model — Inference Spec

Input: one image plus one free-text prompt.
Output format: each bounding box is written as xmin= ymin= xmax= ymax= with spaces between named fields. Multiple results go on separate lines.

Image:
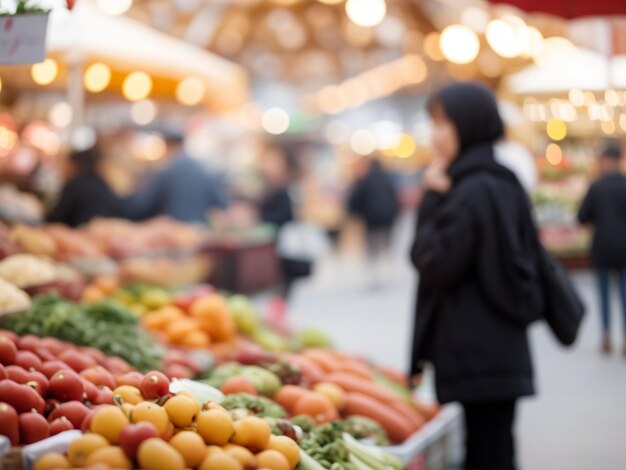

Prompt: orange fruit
xmin=223 ymin=444 xmax=256 ymax=467
xmin=313 ymin=383 xmax=346 ymax=410
xmin=220 ymin=376 xmax=257 ymax=396
xmin=199 ymin=452 xmax=243 ymax=470
xmin=90 ymin=406 xmax=129 ymax=444
xmin=166 ymin=319 xmax=198 ymax=343
xmin=206 ymin=445 xmax=224 ymax=456
xmin=256 ymin=449 xmax=291 ymax=470
xmin=120 ymin=403 xmax=135 ymax=418
xmin=114 ymin=385 xmax=144 ymax=405
xmin=230 ymin=416 xmax=271 ymax=452
xmin=190 ymin=295 xmax=235 ymax=342
xmin=267 ymin=435 xmax=300 ymax=469
xmin=137 ymin=438 xmax=186 ymax=470
xmin=164 ymin=394 xmax=201 ymax=428
xmin=274 ymin=385 xmax=311 ymax=413
xmin=82 ymin=286 xmax=106 ymax=303
xmin=34 ymin=452 xmax=71 ymax=470
xmin=169 ymin=431 xmax=207 ymax=468
xmin=68 ymin=433 xmax=110 ymax=467
xmin=131 ymin=402 xmax=170 ymax=436
xmin=196 ymin=409 xmax=234 ymax=445
xmin=84 ymin=446 xmax=132 ymax=469
xmin=180 ymin=329 xmax=211 ymax=348
xmin=293 ymin=393 xmax=338 ymax=424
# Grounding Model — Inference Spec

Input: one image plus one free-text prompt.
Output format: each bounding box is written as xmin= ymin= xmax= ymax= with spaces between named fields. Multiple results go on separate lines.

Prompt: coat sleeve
xmin=47 ymin=181 xmax=77 ymax=225
xmin=577 ymin=184 xmax=596 ymax=224
xmin=411 ymin=191 xmax=477 ymax=290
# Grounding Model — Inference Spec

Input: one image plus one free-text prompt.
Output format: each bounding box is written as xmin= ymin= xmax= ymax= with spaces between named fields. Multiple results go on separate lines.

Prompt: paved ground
xmin=285 ymin=215 xmax=626 ymax=470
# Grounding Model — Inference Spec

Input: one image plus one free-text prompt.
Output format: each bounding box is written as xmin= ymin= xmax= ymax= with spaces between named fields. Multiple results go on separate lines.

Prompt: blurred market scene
xmin=0 ymin=0 xmax=624 ymax=469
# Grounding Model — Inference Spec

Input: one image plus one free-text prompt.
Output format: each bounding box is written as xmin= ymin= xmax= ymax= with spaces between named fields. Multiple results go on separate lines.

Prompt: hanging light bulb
xmin=345 ymin=0 xmax=386 ymax=28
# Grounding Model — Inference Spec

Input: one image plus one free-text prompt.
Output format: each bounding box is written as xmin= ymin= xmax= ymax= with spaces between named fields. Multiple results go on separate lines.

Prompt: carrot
xmin=286 ymin=354 xmax=326 ymax=385
xmin=344 ymin=392 xmax=415 ymax=443
xmin=302 ymin=350 xmax=342 ymax=373
xmin=337 ymin=359 xmax=373 ymax=381
xmin=324 ymin=372 xmax=401 ymax=406
xmin=388 ymin=401 xmax=425 ymax=432
xmin=412 ymin=400 xmax=441 ymax=421
xmin=377 ymin=367 xmax=409 ymax=387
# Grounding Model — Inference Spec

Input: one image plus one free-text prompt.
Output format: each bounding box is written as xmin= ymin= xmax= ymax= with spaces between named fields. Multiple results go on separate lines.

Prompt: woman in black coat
xmin=410 ymin=83 xmax=538 ymax=470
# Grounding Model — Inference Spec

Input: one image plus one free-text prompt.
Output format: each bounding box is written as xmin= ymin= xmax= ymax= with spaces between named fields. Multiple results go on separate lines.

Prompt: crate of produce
xmin=381 ymin=403 xmax=463 ymax=470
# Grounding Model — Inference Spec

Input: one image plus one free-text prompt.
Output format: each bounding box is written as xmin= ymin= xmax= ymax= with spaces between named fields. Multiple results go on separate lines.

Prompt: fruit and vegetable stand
xmin=0 ymin=221 xmax=450 ymax=470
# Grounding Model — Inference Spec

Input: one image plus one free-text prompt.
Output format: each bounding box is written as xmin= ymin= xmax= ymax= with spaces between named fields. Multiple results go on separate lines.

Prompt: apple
xmin=48 ymin=401 xmax=89 ymax=429
xmin=18 ymin=412 xmax=50 ymax=445
xmin=81 ymin=366 xmax=116 ymax=390
xmin=49 ymin=416 xmax=74 ymax=435
xmin=119 ymin=422 xmax=159 ymax=459
xmin=140 ymin=371 xmax=170 ymax=399
xmin=49 ymin=370 xmax=84 ymax=402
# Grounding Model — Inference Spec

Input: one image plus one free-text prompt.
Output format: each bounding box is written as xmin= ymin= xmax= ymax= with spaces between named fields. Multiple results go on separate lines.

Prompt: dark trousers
xmin=461 ymin=400 xmax=517 ymax=470
xmin=596 ymin=268 xmax=626 ymax=337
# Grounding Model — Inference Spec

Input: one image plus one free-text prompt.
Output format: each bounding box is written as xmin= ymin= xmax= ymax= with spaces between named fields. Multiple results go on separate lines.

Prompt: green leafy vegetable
xmin=220 ymin=393 xmax=287 ymax=419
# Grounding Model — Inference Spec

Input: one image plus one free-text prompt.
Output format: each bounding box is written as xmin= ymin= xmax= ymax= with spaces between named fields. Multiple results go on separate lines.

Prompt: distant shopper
xmin=410 ymin=82 xmax=541 ymax=470
xmin=348 ymin=157 xmax=398 ymax=286
xmin=47 ymin=145 xmax=120 ymax=227
xmin=578 ymin=141 xmax=626 ymax=355
xmin=129 ymin=133 xmax=228 ymax=223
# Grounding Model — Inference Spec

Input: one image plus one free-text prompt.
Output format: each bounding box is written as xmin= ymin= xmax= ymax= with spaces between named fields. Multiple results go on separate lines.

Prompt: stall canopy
xmin=47 ymin=2 xmax=247 ymax=110
xmin=489 ymin=0 xmax=626 ymax=18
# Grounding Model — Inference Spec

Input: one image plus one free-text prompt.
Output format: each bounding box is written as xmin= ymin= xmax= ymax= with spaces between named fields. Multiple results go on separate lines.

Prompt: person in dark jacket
xmin=348 ymin=158 xmax=398 ymax=286
xmin=128 ymin=134 xmax=228 ymax=223
xmin=410 ymin=82 xmax=539 ymax=470
xmin=578 ymin=141 xmax=626 ymax=355
xmin=47 ymin=145 xmax=120 ymax=227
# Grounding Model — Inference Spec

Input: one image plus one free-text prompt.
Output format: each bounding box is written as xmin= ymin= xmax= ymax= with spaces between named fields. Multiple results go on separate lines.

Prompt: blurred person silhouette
xmin=348 ymin=157 xmax=398 ymax=287
xmin=128 ymin=132 xmax=228 ymax=223
xmin=410 ymin=82 xmax=543 ymax=470
xmin=47 ymin=144 xmax=120 ymax=227
xmin=578 ymin=140 xmax=626 ymax=355
xmin=258 ymin=143 xmax=311 ymax=306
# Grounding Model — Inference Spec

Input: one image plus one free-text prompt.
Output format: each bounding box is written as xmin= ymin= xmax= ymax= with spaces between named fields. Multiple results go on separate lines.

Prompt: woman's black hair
xmin=600 ymin=139 xmax=623 ymax=160
xmin=70 ymin=145 xmax=101 ymax=174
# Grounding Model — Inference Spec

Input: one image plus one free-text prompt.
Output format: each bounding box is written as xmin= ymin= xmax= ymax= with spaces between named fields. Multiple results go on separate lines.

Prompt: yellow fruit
xmin=131 ymin=401 xmax=170 ymax=436
xmin=267 ymin=435 xmax=300 ymax=469
xmin=196 ymin=409 xmax=234 ymax=445
xmin=164 ymin=394 xmax=201 ymax=428
xmin=190 ymin=295 xmax=236 ymax=342
xmin=231 ymin=416 xmax=271 ymax=452
xmin=206 ymin=445 xmax=224 ymax=456
xmin=180 ymin=330 xmax=211 ymax=348
xmin=169 ymin=431 xmax=207 ymax=468
xmin=313 ymin=383 xmax=346 ymax=410
xmin=166 ymin=319 xmax=198 ymax=343
xmin=199 ymin=452 xmax=243 ymax=470
xmin=256 ymin=449 xmax=291 ymax=470
xmin=114 ymin=385 xmax=144 ymax=405
xmin=90 ymin=406 xmax=129 ymax=444
xmin=68 ymin=433 xmax=110 ymax=467
xmin=223 ymin=444 xmax=256 ymax=467
xmin=34 ymin=452 xmax=71 ymax=470
xmin=82 ymin=286 xmax=106 ymax=303
xmin=137 ymin=437 xmax=186 ymax=470
xmin=85 ymin=446 xmax=132 ymax=469
xmin=120 ymin=403 xmax=135 ymax=418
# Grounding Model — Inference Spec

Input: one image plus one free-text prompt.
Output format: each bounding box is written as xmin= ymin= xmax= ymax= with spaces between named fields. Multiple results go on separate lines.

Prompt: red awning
xmin=489 ymin=0 xmax=626 ymax=19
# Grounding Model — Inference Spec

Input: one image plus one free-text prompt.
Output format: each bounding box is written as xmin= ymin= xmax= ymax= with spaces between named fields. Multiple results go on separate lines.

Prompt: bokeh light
xmin=546 ymin=118 xmax=567 ymax=141
xmin=350 ymin=129 xmax=376 ymax=155
xmin=345 ymin=0 xmax=386 ymax=28
xmin=545 ymin=143 xmax=562 ymax=165
xmin=601 ymin=120 xmax=616 ymax=135
xmin=96 ymin=0 xmax=132 ymax=15
xmin=176 ymin=77 xmax=206 ymax=106
xmin=131 ymin=100 xmax=157 ymax=126
xmin=568 ymin=89 xmax=585 ymax=107
xmin=31 ymin=59 xmax=58 ymax=86
xmin=84 ymin=63 xmax=111 ymax=93
xmin=262 ymin=107 xmax=290 ymax=135
xmin=122 ymin=72 xmax=153 ymax=102
xmin=394 ymin=134 xmax=417 ymax=158
xmin=486 ymin=15 xmax=530 ymax=58
xmin=440 ymin=25 xmax=480 ymax=64
xmin=423 ymin=32 xmax=444 ymax=61
xmin=49 ymin=102 xmax=73 ymax=128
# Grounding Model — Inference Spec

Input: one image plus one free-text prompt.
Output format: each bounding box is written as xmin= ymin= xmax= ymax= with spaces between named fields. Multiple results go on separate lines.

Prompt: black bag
xmin=536 ymin=246 xmax=585 ymax=346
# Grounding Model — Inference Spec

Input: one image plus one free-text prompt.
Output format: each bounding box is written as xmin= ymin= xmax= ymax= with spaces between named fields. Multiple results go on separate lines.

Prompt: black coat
xmin=47 ymin=173 xmax=120 ymax=227
xmin=410 ymin=83 xmax=536 ymax=404
xmin=578 ymin=172 xmax=626 ymax=268
xmin=348 ymin=163 xmax=398 ymax=229
xmin=259 ymin=187 xmax=293 ymax=228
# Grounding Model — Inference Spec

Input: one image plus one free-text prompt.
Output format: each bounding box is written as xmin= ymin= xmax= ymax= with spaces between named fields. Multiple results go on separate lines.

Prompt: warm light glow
xmin=0 ymin=127 xmax=18 ymax=156
xmin=526 ymin=26 xmax=544 ymax=58
xmin=31 ymin=59 xmax=58 ymax=86
xmin=345 ymin=0 xmax=386 ymax=28
xmin=440 ymin=24 xmax=480 ymax=64
xmin=96 ymin=0 xmax=132 ymax=15
xmin=601 ymin=120 xmax=616 ymax=135
xmin=558 ymin=102 xmax=577 ymax=123
xmin=477 ymin=50 xmax=502 ymax=78
xmin=176 ymin=77 xmax=206 ymax=106
xmin=317 ymin=0 xmax=343 ymax=4
xmin=460 ymin=6 xmax=490 ymax=33
xmin=262 ymin=107 xmax=290 ymax=135
xmin=424 ymin=32 xmax=444 ymax=61
xmin=394 ymin=134 xmax=417 ymax=158
xmin=318 ymin=85 xmax=348 ymax=114
xmin=49 ymin=102 xmax=73 ymax=128
xmin=371 ymin=120 xmax=401 ymax=150
xmin=0 ymin=77 xmax=3 ymax=94
xmin=546 ymin=118 xmax=567 ymax=141
xmin=122 ymin=72 xmax=152 ymax=102
xmin=131 ymin=100 xmax=157 ymax=126
xmin=486 ymin=15 xmax=530 ymax=58
xmin=605 ymin=89 xmax=620 ymax=107
xmin=620 ymin=114 xmax=626 ymax=132
xmin=584 ymin=91 xmax=596 ymax=105
xmin=545 ymin=143 xmax=562 ymax=165
xmin=324 ymin=120 xmax=350 ymax=145
xmin=84 ymin=63 xmax=111 ymax=93
xmin=342 ymin=79 xmax=370 ymax=108
xmin=568 ymin=89 xmax=585 ymax=107
xmin=350 ymin=129 xmax=376 ymax=155
xmin=403 ymin=55 xmax=427 ymax=83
